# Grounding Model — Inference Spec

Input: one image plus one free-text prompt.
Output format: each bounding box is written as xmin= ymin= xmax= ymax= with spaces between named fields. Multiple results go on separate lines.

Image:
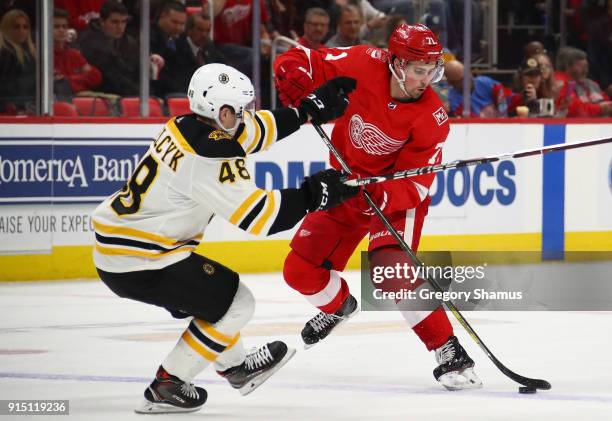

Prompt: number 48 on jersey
xmin=219 ymin=158 xmax=250 ymax=184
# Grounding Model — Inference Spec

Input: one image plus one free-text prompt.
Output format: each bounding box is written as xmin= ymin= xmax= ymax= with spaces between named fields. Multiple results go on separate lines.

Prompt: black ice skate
xmin=218 ymin=341 xmax=296 ymax=396
xmin=301 ymin=294 xmax=359 ymax=349
xmin=433 ymin=336 xmax=483 ymax=390
xmin=135 ymin=366 xmax=208 ymax=414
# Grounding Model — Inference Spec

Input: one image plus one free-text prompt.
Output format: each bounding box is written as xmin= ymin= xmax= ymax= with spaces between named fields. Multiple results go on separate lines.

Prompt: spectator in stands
xmin=445 ymin=59 xmax=512 ymax=118
xmin=297 ymin=7 xmax=329 ymax=50
xmin=150 ymin=1 xmax=188 ymax=97
xmin=555 ymin=46 xmax=612 ymax=117
xmin=79 ymin=0 xmax=140 ymax=96
xmin=294 ymin=0 xmax=338 ymax=37
xmin=350 ymin=0 xmax=388 ymax=44
xmin=523 ymin=40 xmax=545 ymax=59
xmin=295 ymin=0 xmax=386 ymax=43
xmin=326 ymin=5 xmax=368 ymax=47
xmin=587 ymin=0 xmax=612 ymax=98
xmin=508 ymin=57 xmax=547 ymax=117
xmin=299 ymin=7 xmax=330 ymax=50
xmin=0 ymin=8 xmax=36 ymax=113
xmin=533 ymin=52 xmax=559 ymax=102
xmin=175 ymin=12 xmax=226 ymax=90
xmin=212 ymin=0 xmax=272 ymax=76
xmin=54 ymin=0 xmax=105 ymax=31
xmin=53 ymin=8 xmax=102 ymax=101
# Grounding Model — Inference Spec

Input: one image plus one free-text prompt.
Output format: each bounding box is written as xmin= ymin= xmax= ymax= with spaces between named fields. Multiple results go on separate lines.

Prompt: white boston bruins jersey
xmin=93 ymin=109 xmax=306 ymax=272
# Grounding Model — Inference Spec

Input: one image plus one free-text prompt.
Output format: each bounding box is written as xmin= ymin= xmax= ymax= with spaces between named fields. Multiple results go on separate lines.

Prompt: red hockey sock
xmin=284 ymin=250 xmax=349 ymax=313
xmin=412 ymin=307 xmax=453 ymax=351
xmin=318 ymin=278 xmax=349 ymax=314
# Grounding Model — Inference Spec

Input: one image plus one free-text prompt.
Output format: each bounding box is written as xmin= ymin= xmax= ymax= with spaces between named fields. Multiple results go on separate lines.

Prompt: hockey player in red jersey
xmin=274 ymin=24 xmax=483 ymax=390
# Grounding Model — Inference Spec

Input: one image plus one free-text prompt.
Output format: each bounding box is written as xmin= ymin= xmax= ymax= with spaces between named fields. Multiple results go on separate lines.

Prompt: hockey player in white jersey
xmin=92 ymin=63 xmax=358 ymax=414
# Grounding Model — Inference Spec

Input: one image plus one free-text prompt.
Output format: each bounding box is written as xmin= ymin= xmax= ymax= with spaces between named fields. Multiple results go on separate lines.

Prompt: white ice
xmin=1 ymin=272 xmax=611 ymax=420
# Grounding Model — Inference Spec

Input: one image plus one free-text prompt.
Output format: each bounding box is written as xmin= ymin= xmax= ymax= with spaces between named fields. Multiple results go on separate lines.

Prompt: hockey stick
xmin=312 ymin=123 xmax=552 ymax=391
xmin=344 ymin=136 xmax=612 ymax=187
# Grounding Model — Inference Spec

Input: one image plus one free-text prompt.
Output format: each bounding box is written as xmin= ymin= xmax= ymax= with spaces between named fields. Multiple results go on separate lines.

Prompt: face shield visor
xmin=389 ymin=58 xmax=445 ymax=96
xmin=403 ymin=60 xmax=445 ymax=83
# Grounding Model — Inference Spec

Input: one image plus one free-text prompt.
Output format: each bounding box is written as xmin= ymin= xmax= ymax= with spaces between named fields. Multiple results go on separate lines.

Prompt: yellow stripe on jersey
xmin=167 ymin=117 xmax=196 ymax=155
xmin=193 ymin=319 xmax=236 ymax=345
xmin=258 ymin=110 xmax=276 ymax=150
xmin=95 ymin=244 xmax=195 ymax=258
xmin=225 ymin=332 xmax=241 ymax=350
xmin=245 ymin=114 xmax=262 ymax=154
xmin=238 ymin=111 xmax=259 ymax=153
xmin=236 ymin=122 xmax=249 ymax=147
xmin=228 ymin=189 xmax=266 ymax=225
xmin=182 ymin=330 xmax=218 ymax=361
xmin=93 ymin=220 xmax=203 ymax=247
xmin=250 ymin=191 xmax=276 ymax=235
xmin=236 ymin=111 xmax=277 ymax=154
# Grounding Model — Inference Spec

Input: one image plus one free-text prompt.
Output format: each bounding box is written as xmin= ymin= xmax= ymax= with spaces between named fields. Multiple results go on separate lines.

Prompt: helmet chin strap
xmin=388 ymin=61 xmax=410 ymax=97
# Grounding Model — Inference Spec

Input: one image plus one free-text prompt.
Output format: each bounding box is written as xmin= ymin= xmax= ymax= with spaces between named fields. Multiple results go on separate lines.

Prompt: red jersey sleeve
xmin=274 ymin=45 xmax=379 ymax=90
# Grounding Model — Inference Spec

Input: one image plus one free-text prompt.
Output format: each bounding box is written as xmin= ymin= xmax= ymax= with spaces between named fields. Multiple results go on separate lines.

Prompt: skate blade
xmin=304 ymin=342 xmax=317 ymax=350
xmin=303 ymin=305 xmax=360 ymax=350
xmin=239 ymin=346 xmax=297 ymax=396
xmin=438 ymin=368 xmax=483 ymax=391
xmin=134 ymin=399 xmax=204 ymax=414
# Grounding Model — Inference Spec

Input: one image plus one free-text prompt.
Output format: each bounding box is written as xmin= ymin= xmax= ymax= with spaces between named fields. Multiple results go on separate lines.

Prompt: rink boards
xmin=0 ymin=119 xmax=610 ymax=280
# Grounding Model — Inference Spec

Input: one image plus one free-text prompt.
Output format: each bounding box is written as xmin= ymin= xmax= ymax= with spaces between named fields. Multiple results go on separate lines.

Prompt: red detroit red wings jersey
xmin=275 ymin=45 xmax=450 ymax=213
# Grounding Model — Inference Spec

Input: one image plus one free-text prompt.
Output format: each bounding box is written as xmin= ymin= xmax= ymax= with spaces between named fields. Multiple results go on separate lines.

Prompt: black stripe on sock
xmin=188 ymin=322 xmax=227 ymax=354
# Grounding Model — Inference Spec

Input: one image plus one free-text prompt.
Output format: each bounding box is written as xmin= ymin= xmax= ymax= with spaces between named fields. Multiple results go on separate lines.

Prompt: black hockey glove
xmin=299 ymin=77 xmax=357 ymax=125
xmin=301 ymin=169 xmax=360 ymax=212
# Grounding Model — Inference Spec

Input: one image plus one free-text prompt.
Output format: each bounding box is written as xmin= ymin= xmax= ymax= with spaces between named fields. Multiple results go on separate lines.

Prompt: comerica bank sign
xmin=0 ymin=138 xmax=149 ymax=203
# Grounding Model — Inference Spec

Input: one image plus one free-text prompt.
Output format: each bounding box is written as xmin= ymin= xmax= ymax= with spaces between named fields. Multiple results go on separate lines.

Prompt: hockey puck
xmin=518 ymin=386 xmax=537 ymax=394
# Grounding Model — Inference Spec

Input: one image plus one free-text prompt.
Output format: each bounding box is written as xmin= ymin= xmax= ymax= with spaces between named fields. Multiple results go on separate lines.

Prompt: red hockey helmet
xmin=388 ymin=23 xmax=443 ymax=64
xmin=387 ymin=23 xmax=445 ymax=89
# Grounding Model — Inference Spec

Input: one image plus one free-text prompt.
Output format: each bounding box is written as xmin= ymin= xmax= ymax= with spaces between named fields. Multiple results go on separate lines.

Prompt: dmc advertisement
xmin=0 ymin=123 xmax=610 ymax=254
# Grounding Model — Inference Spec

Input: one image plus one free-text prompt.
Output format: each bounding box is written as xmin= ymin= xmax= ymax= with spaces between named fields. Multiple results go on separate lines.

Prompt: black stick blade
xmin=502 ymin=366 xmax=551 ymax=390
xmin=529 ymin=379 xmax=552 ymax=390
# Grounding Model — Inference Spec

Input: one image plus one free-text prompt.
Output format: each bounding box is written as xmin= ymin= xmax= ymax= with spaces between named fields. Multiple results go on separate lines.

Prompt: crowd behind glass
xmin=0 ymin=0 xmax=610 ymax=118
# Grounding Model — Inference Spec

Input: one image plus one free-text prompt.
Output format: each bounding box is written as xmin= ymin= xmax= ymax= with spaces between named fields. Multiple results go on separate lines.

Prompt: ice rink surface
xmin=1 ymin=271 xmax=611 ymax=420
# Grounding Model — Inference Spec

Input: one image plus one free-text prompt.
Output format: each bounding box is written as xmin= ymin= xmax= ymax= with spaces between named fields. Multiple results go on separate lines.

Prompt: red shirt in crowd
xmin=54 ymin=0 xmax=105 ymax=31
xmin=54 ymin=47 xmax=102 ymax=93
xmin=555 ymin=70 xmax=610 ymax=117
xmin=214 ymin=0 xmax=268 ymax=46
